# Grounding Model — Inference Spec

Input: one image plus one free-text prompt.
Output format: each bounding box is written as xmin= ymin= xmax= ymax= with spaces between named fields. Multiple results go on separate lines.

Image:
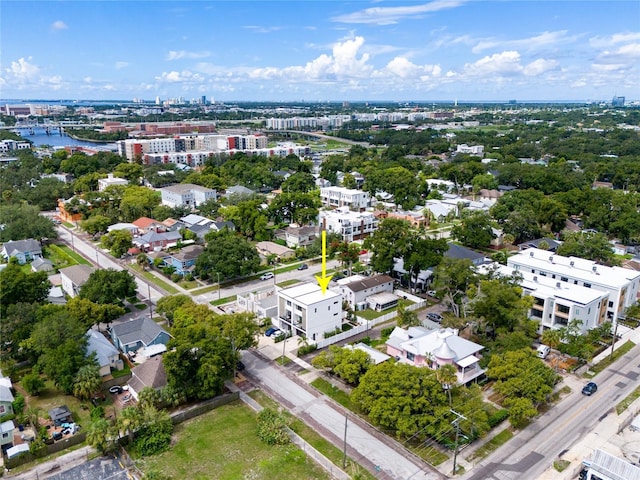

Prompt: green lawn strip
xmin=47 ymin=243 xmax=91 ymax=266
xmin=277 ymin=279 xmax=301 ymax=288
xmin=191 ymin=285 xmax=219 ymax=295
xmin=129 ymin=265 xmax=180 ymax=294
xmin=137 ymin=401 xmax=330 ymax=480
xmin=211 ymin=295 xmax=237 ymax=306
xmin=310 ymin=378 xmax=354 ymax=410
xmin=406 ymin=441 xmax=449 ymax=466
xmin=177 ymin=280 xmax=198 ymax=290
xmin=248 ymin=391 xmax=376 ymax=480
xmin=616 ymin=386 xmax=640 ymax=414
xmin=465 ymin=429 xmax=513 ymax=462
xmin=587 ymin=340 xmax=636 ymax=377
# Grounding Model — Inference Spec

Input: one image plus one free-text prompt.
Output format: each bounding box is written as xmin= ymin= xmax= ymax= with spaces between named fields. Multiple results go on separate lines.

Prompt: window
xmin=406 ymin=352 xmax=415 ymax=361
xmin=560 ymin=277 xmax=568 ymax=282
xmin=584 ymin=283 xmax=591 ymax=288
xmin=540 ymin=271 xmax=547 ymax=277
xmin=2 ymin=433 xmax=7 ymax=439
xmin=608 ymin=301 xmax=613 ymax=308
xmin=557 ymin=304 xmax=570 ymax=315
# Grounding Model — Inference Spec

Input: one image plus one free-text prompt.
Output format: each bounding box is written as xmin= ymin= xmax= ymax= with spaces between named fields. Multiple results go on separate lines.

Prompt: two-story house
xmin=1 ymin=239 xmax=43 ymax=264
xmin=319 ymin=207 xmax=378 ymax=242
xmin=110 ymin=317 xmax=172 ymax=354
xmin=320 ymin=187 xmax=370 ymax=211
xmin=338 ymin=274 xmax=396 ymax=311
xmin=59 ymin=264 xmax=95 ymax=298
xmin=386 ymin=327 xmax=485 ymax=385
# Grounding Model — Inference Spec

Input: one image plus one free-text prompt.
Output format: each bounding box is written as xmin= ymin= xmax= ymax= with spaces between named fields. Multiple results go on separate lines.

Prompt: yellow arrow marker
xmin=315 ymin=230 xmax=333 ymax=294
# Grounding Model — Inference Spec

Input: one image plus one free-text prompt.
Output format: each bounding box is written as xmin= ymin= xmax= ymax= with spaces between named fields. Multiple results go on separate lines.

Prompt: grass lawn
xmin=130 ymin=265 xmax=180 ymax=295
xmin=137 ymin=401 xmax=331 ymax=480
xmin=586 ymin=340 xmax=636 ymax=377
xmin=277 ymin=279 xmax=301 ymax=288
xmin=211 ymin=295 xmax=237 ymax=306
xmin=177 ymin=279 xmax=198 ymax=290
xmin=45 ymin=243 xmax=91 ymax=268
xmin=617 ymin=386 xmax=640 ymax=414
xmin=191 ymin=284 xmax=220 ymax=295
xmin=466 ymin=429 xmax=513 ymax=462
xmin=310 ymin=378 xmax=354 ymax=411
xmin=17 ymin=379 xmax=94 ymax=429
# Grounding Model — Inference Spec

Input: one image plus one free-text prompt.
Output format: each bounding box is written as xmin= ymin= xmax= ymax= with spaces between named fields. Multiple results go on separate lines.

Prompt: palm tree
xmin=72 ymin=364 xmax=102 ymax=401
xmin=87 ymin=418 xmax=116 ymax=454
xmin=436 ymin=364 xmax=458 ymax=407
xmin=118 ymin=406 xmax=142 ymax=444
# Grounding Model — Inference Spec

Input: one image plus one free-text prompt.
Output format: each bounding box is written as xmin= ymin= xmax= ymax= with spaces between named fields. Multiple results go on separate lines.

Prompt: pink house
xmin=386 ymin=327 xmax=485 ymax=385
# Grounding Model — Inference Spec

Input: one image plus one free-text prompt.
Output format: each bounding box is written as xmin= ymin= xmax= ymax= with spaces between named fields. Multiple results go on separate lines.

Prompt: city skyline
xmin=2 ymin=1 xmax=639 ymax=102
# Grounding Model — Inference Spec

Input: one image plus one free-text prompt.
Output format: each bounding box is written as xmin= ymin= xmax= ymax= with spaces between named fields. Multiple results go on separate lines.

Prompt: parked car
xmin=331 ymin=272 xmax=345 ymax=282
xmin=582 ymin=382 xmax=598 ymax=396
xmin=109 ymin=385 xmax=123 ymax=394
xmin=427 ymin=290 xmax=437 ymax=297
xmin=536 ymin=344 xmax=551 ymax=359
xmin=426 ymin=312 xmax=443 ymax=323
xmin=265 ymin=327 xmax=281 ymax=337
xmin=236 ymin=361 xmax=246 ymax=371
xmin=260 ymin=272 xmax=274 ymax=280
xmin=297 ymin=263 xmax=308 ymax=270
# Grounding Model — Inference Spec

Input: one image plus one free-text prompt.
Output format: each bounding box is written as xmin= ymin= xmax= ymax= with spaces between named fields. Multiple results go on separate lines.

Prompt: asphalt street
xmin=462 ymin=342 xmax=640 ymax=480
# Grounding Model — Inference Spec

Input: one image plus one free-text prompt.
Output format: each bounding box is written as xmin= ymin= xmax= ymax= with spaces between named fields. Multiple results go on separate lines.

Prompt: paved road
xmin=462 ymin=343 xmax=640 ymax=480
xmin=241 ymin=349 xmax=445 ymax=480
xmin=55 ymin=225 xmax=165 ymax=304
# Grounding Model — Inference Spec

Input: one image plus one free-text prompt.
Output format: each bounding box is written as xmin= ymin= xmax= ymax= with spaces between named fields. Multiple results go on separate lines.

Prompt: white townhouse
xmin=98 ymin=173 xmax=128 ymax=192
xmin=486 ymin=264 xmax=610 ymax=334
xmin=275 ymin=283 xmax=343 ymax=343
xmin=319 ymin=207 xmax=378 ymax=242
xmin=338 ymin=274 xmax=396 ymax=311
xmin=508 ymin=248 xmax=640 ymax=323
xmin=320 ymin=186 xmax=371 ymax=211
xmin=160 ymin=183 xmax=217 ymax=208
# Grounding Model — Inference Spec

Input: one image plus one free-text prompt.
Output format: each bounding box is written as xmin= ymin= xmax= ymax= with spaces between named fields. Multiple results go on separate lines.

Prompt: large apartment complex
xmin=318 ymin=207 xmax=378 ymax=242
xmin=507 ymin=248 xmax=640 ymax=324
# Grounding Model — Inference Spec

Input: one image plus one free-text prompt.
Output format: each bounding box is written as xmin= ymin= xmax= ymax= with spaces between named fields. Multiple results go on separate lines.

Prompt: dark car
xmin=582 ymin=382 xmax=598 ymax=396
xmin=331 ymin=273 xmax=345 ymax=282
xmin=426 ymin=312 xmax=444 ymax=323
xmin=236 ymin=361 xmax=246 ymax=371
xmin=265 ymin=327 xmax=280 ymax=337
xmin=297 ymin=263 xmax=308 ymax=270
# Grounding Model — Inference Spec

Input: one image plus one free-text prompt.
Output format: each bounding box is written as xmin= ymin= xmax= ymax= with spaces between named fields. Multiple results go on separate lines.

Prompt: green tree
xmin=155 ymin=295 xmax=195 ymax=327
xmin=195 ymin=229 xmax=260 ymax=280
xmin=396 ymin=304 xmax=421 ymax=328
xmin=221 ymin=198 xmax=269 ymax=240
xmin=0 ymin=204 xmax=57 ymax=242
xmin=256 ymin=408 xmax=290 ymax=445
xmin=79 ymin=269 xmax=137 ymax=305
xmin=87 ymin=417 xmax=117 ymax=454
xmin=118 ymin=406 xmax=142 ymax=444
xmin=280 ymin=172 xmax=316 ymax=193
xmin=556 ymin=231 xmax=617 ymax=265
xmin=135 ymin=406 xmax=174 ymax=456
xmin=432 ymin=258 xmax=478 ymax=318
xmin=435 ymin=364 xmax=458 ymax=407
xmin=66 ymin=297 xmax=125 ymax=330
xmin=73 ymin=364 xmax=102 ymax=401
xmin=365 ymin=218 xmax=411 ymax=274
xmin=101 ymin=229 xmax=133 ymax=258
xmin=22 ymin=372 xmax=45 ymax=396
xmin=451 ymin=211 xmax=495 ymax=249
xmin=471 ymin=278 xmax=533 ymax=334
xmin=119 ymin=186 xmax=161 ymax=222
xmin=81 ymin=215 xmax=113 ymax=235
xmin=403 ymin=236 xmax=448 ymax=292
xmin=0 ymin=265 xmax=50 ymax=316
xmin=541 ymin=329 xmax=563 ymax=349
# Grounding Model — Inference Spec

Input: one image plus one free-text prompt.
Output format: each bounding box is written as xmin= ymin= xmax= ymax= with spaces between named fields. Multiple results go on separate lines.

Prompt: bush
xmin=170 ymin=273 xmax=182 ymax=283
xmin=256 ymin=408 xmax=290 ymax=445
xmin=488 ymin=409 xmax=509 ymax=428
xmin=12 ymin=393 xmax=25 ymax=415
xmin=90 ymin=406 xmax=105 ymax=421
xmin=297 ymin=344 xmax=318 ymax=356
xmin=22 ymin=373 xmax=45 ymax=396
xmin=381 ymin=327 xmax=394 ymax=339
xmin=359 ymin=336 xmax=371 ymax=346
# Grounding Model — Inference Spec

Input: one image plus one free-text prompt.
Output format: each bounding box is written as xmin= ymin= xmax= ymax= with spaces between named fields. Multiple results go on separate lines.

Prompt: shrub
xmin=22 ymin=373 xmax=45 ymax=396
xmin=90 ymin=406 xmax=105 ymax=421
xmin=359 ymin=336 xmax=371 ymax=346
xmin=256 ymin=408 xmax=290 ymax=445
xmin=170 ymin=273 xmax=182 ymax=283
xmin=381 ymin=327 xmax=394 ymax=339
xmin=488 ymin=409 xmax=509 ymax=428
xmin=12 ymin=393 xmax=25 ymax=415
xmin=297 ymin=344 xmax=318 ymax=356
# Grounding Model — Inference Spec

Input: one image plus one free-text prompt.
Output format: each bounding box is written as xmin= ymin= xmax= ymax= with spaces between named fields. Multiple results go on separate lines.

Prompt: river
xmin=14 ymin=127 xmax=117 ymax=151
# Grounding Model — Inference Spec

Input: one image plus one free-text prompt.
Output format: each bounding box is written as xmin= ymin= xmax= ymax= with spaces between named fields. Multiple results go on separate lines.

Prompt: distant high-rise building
xmin=201 ymin=95 xmax=207 ymax=105
xmin=155 ymin=96 xmax=161 ymax=105
xmin=612 ymin=96 xmax=625 ymax=107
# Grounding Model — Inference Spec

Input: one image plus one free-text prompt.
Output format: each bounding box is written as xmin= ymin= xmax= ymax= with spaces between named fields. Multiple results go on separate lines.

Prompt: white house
xmin=160 ymin=183 xmax=217 ymax=208
xmin=456 ymin=144 xmax=485 ymax=156
xmin=386 ymin=327 xmax=485 ymax=385
xmin=98 ymin=173 xmax=128 ymax=192
xmin=319 ymin=207 xmax=378 ymax=242
xmin=338 ymin=274 xmax=396 ymax=311
xmin=275 ymin=283 xmax=343 ymax=343
xmin=508 ymin=248 xmax=640 ymax=323
xmin=59 ymin=264 xmax=95 ymax=298
xmin=320 ymin=186 xmax=370 ymax=211
xmin=86 ymin=330 xmax=122 ymax=377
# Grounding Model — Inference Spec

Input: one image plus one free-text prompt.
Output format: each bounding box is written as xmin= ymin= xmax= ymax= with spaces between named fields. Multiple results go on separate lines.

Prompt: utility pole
xmin=609 ymin=320 xmax=619 ymax=362
xmin=342 ymin=413 xmax=348 ymax=469
xmin=216 ymin=272 xmax=221 ymax=301
xmin=281 ymin=333 xmax=287 ymax=366
xmin=451 ymin=409 xmax=467 ymax=476
xmin=147 ymin=282 xmax=153 ymax=319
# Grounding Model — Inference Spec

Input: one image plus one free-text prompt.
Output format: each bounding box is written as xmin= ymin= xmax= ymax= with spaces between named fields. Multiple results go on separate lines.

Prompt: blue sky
xmin=2 ymin=1 xmax=639 ymax=102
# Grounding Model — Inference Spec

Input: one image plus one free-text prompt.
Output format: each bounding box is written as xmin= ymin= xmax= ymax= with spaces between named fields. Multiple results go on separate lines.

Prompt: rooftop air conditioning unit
xmin=556 ymin=282 xmax=561 ymax=288
xmin=570 ymin=261 xmax=574 ymax=267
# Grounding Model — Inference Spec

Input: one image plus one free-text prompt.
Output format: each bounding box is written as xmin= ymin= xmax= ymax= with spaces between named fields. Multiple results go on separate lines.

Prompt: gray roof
xmin=111 ymin=317 xmax=169 ymax=348
xmin=31 ymin=258 xmax=54 ymax=271
xmin=170 ymin=245 xmax=203 ymax=262
xmin=2 ymin=239 xmax=41 ymax=256
xmin=445 ymin=243 xmax=485 ymax=263
xmin=589 ymin=449 xmax=640 ymax=480
xmin=225 ymin=185 xmax=254 ymax=196
xmin=48 ymin=405 xmax=72 ymax=422
xmin=59 ymin=264 xmax=95 ymax=286
xmin=134 ymin=230 xmax=182 ymax=245
xmin=0 ymin=385 xmax=14 ymax=403
xmin=518 ymin=238 xmax=562 ymax=252
xmin=86 ymin=330 xmax=119 ymax=368
xmin=0 ymin=420 xmax=14 ymax=434
xmin=345 ymin=274 xmax=394 ymax=293
xmin=129 ymin=356 xmax=167 ymax=393
xmin=212 ymin=221 xmax=235 ymax=231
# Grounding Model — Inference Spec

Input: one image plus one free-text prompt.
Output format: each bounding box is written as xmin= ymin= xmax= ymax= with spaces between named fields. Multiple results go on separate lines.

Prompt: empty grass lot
xmin=138 ymin=401 xmax=330 ymax=480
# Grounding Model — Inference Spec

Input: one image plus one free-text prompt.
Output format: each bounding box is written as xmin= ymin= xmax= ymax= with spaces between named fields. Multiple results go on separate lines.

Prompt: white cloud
xmin=596 ymin=43 xmax=640 ymax=63
xmin=6 ymin=57 xmax=40 ymax=80
xmin=381 ymin=57 xmax=441 ymax=79
xmin=156 ymin=70 xmax=204 ymax=83
xmin=589 ymin=32 xmax=640 ymax=48
xmin=523 ymin=58 xmax=559 ymax=76
xmin=243 ymin=25 xmax=282 ymax=34
xmin=332 ymin=0 xmax=466 ymax=25
xmin=115 ymin=62 xmax=129 ymax=70
xmin=463 ymin=51 xmax=523 ymax=77
xmin=472 ymin=31 xmax=574 ymax=54
xmin=166 ymin=50 xmax=211 ymax=61
xmin=51 ymin=20 xmax=68 ymax=31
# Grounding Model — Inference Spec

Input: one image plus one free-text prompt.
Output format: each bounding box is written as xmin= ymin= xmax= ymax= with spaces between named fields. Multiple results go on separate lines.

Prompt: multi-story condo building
xmin=275 ymin=283 xmax=343 ymax=343
xmin=507 ymin=248 xmax=640 ymax=323
xmin=319 ymin=207 xmax=379 ymax=242
xmin=487 ymin=264 xmax=609 ymax=334
xmin=320 ymin=187 xmax=370 ymax=211
xmin=160 ymin=183 xmax=217 ymax=208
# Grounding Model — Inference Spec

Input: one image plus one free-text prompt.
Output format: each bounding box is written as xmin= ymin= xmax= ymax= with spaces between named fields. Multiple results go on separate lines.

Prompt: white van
xmin=536 ymin=344 xmax=551 ymax=359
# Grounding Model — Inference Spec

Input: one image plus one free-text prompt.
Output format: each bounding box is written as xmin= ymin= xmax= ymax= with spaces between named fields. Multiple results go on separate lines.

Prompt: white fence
xmin=314 ymin=299 xmax=427 ymax=349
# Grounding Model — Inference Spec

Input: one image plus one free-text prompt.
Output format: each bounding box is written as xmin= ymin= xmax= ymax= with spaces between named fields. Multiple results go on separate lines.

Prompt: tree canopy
xmin=79 ymin=268 xmax=137 ymax=305
xmin=195 ymin=229 xmax=260 ymax=280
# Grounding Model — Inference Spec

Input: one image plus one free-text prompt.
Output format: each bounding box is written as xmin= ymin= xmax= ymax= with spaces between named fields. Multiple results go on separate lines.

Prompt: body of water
xmin=15 ymin=127 xmax=117 ymax=151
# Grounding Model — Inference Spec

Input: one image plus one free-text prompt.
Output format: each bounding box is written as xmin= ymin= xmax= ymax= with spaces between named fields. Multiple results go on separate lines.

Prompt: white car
xmin=260 ymin=272 xmax=274 ymax=280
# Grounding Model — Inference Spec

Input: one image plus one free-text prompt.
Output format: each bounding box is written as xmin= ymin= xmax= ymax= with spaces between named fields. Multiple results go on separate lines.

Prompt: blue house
xmin=110 ymin=317 xmax=172 ymax=354
xmin=1 ymin=239 xmax=43 ymax=264
xmin=164 ymin=245 xmax=203 ymax=276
